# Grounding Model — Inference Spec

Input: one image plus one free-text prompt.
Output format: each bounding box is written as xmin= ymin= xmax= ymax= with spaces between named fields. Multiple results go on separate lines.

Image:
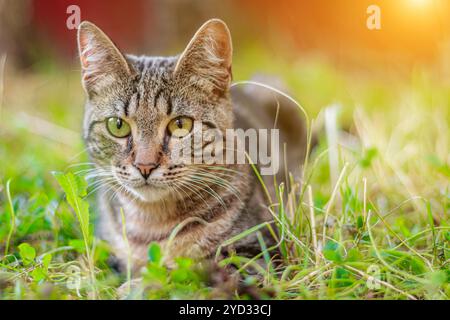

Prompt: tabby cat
xmin=77 ymin=19 xmax=306 ymax=272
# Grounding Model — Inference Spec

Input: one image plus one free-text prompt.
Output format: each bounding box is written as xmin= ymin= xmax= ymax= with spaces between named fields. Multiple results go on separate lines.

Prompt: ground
xmin=0 ymin=49 xmax=448 ymax=299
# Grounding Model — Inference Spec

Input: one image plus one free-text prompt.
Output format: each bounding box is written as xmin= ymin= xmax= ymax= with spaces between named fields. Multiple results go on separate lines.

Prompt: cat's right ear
xmin=77 ymin=21 xmax=134 ymax=96
xmin=174 ymin=19 xmax=233 ymax=97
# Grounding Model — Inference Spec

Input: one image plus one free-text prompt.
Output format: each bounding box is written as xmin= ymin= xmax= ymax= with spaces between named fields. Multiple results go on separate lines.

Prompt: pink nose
xmin=134 ymin=162 xmax=158 ymax=180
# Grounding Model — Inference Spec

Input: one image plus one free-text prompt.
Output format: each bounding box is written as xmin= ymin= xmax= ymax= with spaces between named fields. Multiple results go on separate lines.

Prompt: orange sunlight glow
xmin=408 ymin=0 xmax=432 ymax=7
xmin=406 ymin=0 xmax=436 ymax=11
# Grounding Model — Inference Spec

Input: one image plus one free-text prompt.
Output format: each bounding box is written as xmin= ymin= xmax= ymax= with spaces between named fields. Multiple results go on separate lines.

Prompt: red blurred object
xmin=31 ymin=0 xmax=153 ymax=58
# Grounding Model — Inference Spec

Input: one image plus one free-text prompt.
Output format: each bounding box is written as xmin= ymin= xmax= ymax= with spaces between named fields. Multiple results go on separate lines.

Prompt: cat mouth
xmin=130 ymin=181 xmax=163 ymax=191
xmin=126 ymin=182 xmax=171 ymax=202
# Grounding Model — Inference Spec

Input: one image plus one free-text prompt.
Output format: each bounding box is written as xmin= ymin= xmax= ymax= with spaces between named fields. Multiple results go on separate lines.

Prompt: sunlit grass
xmin=0 ymin=48 xmax=448 ymax=299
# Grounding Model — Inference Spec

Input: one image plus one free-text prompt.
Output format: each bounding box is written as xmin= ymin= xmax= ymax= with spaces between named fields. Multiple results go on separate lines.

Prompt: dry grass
xmin=0 ymin=49 xmax=448 ymax=299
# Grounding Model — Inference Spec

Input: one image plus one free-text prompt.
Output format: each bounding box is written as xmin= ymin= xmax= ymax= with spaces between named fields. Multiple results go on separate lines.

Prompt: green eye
xmin=167 ymin=116 xmax=193 ymax=138
xmin=106 ymin=117 xmax=131 ymax=138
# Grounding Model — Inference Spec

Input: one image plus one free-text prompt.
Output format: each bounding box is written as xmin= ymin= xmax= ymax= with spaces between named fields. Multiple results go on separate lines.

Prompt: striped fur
xmin=78 ymin=20 xmax=275 ymax=271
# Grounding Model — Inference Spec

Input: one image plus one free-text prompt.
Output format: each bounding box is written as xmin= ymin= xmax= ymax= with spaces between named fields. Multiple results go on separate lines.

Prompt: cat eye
xmin=106 ymin=117 xmax=131 ymax=138
xmin=167 ymin=116 xmax=193 ymax=138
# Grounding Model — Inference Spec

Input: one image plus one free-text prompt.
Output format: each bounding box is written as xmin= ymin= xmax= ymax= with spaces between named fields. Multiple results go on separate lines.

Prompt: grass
xmin=0 ymin=48 xmax=448 ymax=300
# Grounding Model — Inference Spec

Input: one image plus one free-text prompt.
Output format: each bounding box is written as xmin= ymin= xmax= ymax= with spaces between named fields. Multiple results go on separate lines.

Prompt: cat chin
xmin=127 ymin=184 xmax=171 ymax=203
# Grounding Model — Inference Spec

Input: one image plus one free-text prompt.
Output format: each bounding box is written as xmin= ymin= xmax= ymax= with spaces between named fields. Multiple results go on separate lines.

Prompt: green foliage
xmin=139 ymin=243 xmax=209 ymax=299
xmin=148 ymin=242 xmax=162 ymax=265
xmin=53 ymin=172 xmax=91 ymax=246
xmin=16 ymin=243 xmax=52 ymax=283
xmin=0 ymin=52 xmax=448 ymax=300
xmin=31 ymin=254 xmax=52 ymax=283
xmin=359 ymin=147 xmax=378 ymax=168
xmin=323 ymin=241 xmax=343 ymax=263
xmin=18 ymin=243 xmax=36 ymax=266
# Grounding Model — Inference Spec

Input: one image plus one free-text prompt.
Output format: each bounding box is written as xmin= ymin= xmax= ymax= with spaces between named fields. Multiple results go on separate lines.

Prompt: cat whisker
xmin=183 ymin=176 xmax=227 ymax=210
xmin=189 ymin=174 xmax=243 ymax=206
xmin=196 ymin=164 xmax=245 ymax=176
xmin=66 ymin=146 xmax=96 ymax=163
xmin=87 ymin=177 xmax=117 ymax=191
xmin=176 ymin=179 xmax=212 ymax=212
xmin=78 ymin=165 xmax=114 ymax=177
xmin=169 ymin=181 xmax=193 ymax=211
xmin=192 ymin=175 xmax=241 ymax=199
xmin=66 ymin=161 xmax=96 ymax=169
xmin=186 ymin=168 xmax=243 ymax=204
xmin=195 ymin=168 xmax=238 ymax=180
xmin=86 ymin=177 xmax=117 ymax=197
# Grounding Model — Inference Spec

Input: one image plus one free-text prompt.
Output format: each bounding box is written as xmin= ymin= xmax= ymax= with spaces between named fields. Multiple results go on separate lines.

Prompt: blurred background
xmin=1 ymin=1 xmax=449 ymax=300
xmin=1 ymin=0 xmax=450 ymax=118
xmin=2 ymin=0 xmax=450 ymax=69
xmin=0 ymin=0 xmax=449 ymax=198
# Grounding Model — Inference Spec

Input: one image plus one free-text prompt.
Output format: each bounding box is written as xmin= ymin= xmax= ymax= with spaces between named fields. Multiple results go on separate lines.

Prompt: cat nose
xmin=133 ymin=162 xmax=159 ymax=180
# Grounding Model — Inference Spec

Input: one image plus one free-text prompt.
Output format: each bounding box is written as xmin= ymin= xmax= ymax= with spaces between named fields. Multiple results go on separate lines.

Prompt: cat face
xmin=78 ymin=20 xmax=233 ymax=202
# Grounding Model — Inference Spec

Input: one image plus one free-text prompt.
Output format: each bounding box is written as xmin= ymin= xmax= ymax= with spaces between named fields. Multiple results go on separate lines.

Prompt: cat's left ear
xmin=77 ymin=21 xmax=135 ymax=97
xmin=174 ymin=19 xmax=232 ymax=96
